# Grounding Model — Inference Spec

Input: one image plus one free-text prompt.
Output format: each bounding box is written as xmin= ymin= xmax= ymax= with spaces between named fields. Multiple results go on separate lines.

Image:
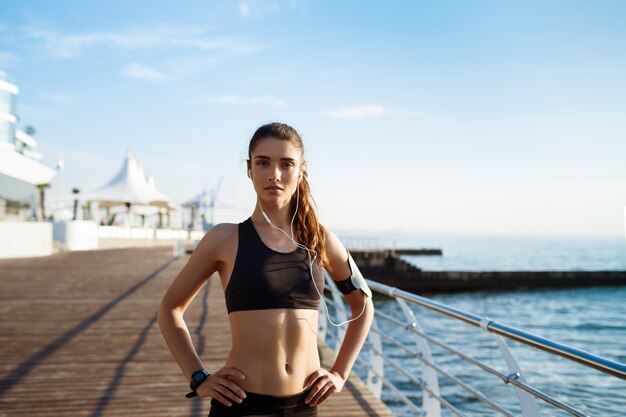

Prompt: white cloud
xmin=21 ymin=24 xmax=265 ymax=59
xmin=237 ymin=0 xmax=279 ymax=19
xmin=11 ymin=23 xmax=270 ymax=79
xmin=323 ymin=104 xmax=387 ymax=119
xmin=395 ymin=108 xmax=456 ymax=127
xmin=194 ymin=42 xmax=270 ymax=68
xmin=121 ymin=63 xmax=168 ymax=82
xmin=395 ymin=109 xmax=425 ymax=118
xmin=40 ymin=92 xmax=78 ymax=103
xmin=322 ymin=104 xmax=456 ymax=127
xmin=189 ymin=95 xmax=285 ymax=107
xmin=239 ymin=2 xmax=251 ymax=17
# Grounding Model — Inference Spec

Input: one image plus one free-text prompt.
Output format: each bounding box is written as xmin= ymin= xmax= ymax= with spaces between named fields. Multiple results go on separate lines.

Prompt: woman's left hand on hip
xmin=303 ymin=368 xmax=345 ymax=407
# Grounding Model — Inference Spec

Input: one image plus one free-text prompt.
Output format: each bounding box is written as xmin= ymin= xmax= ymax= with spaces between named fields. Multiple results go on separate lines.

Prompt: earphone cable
xmin=258 ymin=182 xmax=367 ymax=327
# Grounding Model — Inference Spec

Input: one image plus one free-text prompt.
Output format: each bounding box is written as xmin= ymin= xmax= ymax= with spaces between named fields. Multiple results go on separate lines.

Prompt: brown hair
xmin=246 ymin=122 xmax=329 ymax=270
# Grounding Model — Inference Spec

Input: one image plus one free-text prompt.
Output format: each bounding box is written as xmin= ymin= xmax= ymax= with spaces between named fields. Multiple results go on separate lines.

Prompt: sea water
xmin=334 ymin=231 xmax=626 ymax=416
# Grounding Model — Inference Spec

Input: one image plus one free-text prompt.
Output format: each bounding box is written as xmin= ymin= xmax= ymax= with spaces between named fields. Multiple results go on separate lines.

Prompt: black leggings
xmin=208 ymin=386 xmax=318 ymax=417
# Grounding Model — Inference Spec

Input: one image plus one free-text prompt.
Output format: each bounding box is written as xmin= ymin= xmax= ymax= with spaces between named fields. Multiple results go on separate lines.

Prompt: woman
xmin=158 ymin=122 xmax=374 ymax=416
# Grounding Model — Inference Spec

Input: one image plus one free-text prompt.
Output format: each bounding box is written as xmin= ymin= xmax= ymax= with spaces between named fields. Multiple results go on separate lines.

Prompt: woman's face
xmin=249 ymin=137 xmax=303 ymax=207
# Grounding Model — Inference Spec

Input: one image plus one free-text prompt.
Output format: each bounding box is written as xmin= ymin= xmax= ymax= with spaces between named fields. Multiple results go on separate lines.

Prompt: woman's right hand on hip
xmin=196 ymin=366 xmax=247 ymax=406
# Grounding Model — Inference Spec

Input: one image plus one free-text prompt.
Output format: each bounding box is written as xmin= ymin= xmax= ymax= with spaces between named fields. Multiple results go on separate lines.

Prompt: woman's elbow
xmin=365 ymin=298 xmax=375 ymax=318
xmin=350 ymin=295 xmax=374 ymax=320
xmin=157 ymin=301 xmax=181 ymax=320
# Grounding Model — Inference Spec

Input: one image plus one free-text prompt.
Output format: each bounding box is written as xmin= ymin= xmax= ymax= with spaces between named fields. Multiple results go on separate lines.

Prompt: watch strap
xmin=186 ymin=369 xmax=210 ymax=398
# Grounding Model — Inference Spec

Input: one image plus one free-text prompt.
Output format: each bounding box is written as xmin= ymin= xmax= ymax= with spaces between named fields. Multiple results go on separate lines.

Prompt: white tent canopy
xmin=80 ymin=150 xmax=178 ymax=210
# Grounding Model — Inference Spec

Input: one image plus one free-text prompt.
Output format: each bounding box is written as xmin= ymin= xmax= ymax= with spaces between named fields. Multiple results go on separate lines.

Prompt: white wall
xmin=52 ymin=220 xmax=98 ymax=251
xmin=0 ymin=221 xmax=52 ymax=258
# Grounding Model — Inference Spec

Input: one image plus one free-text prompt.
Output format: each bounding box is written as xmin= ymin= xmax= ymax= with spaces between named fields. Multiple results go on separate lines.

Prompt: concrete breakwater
xmin=349 ymin=249 xmax=626 ymax=293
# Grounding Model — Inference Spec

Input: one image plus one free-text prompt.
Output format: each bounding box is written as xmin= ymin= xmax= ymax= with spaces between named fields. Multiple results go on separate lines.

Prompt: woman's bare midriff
xmin=215 ymin=223 xmax=321 ymax=396
xmin=223 ymin=308 xmax=321 ymax=396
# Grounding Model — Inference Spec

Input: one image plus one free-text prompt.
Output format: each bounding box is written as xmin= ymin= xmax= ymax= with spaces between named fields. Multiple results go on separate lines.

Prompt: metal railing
xmin=318 ymin=274 xmax=626 ymax=417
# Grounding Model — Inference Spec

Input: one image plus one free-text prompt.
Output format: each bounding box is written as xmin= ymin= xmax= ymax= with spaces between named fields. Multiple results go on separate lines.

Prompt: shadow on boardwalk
xmin=0 ymin=247 xmax=394 ymax=417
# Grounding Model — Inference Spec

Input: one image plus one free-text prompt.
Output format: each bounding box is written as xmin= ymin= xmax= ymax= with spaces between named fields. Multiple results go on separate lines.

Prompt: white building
xmin=0 ymin=71 xmax=57 ymax=258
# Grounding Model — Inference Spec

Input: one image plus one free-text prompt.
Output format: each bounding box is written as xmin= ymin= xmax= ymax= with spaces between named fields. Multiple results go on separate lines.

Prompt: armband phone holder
xmin=335 ymin=250 xmax=372 ymax=298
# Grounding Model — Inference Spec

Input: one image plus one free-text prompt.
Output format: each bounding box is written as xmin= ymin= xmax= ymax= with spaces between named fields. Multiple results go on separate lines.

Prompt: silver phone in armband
xmin=335 ymin=250 xmax=373 ymax=298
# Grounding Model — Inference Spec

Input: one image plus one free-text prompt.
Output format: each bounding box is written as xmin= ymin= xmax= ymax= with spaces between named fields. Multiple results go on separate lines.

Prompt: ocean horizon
xmin=336 ymin=230 xmax=626 ymax=271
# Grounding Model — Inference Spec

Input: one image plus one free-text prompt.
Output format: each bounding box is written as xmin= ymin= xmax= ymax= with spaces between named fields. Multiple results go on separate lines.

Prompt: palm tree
xmin=36 ymin=183 xmax=50 ymax=221
xmin=72 ymin=188 xmax=80 ymax=220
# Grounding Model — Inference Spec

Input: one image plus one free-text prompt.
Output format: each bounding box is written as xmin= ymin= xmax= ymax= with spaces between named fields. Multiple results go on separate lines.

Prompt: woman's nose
xmin=268 ymin=166 xmax=281 ymax=181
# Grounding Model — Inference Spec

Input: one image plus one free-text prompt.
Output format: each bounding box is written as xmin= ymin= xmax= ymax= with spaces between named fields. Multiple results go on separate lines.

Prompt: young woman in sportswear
xmin=158 ymin=122 xmax=374 ymax=416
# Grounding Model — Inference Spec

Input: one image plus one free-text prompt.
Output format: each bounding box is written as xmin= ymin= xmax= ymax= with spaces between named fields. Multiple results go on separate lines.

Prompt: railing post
xmin=396 ymin=298 xmax=441 ymax=417
xmin=480 ymin=317 xmax=543 ymax=417
xmin=322 ymin=273 xmax=384 ymax=400
xmin=323 ymin=272 xmax=348 ymax=352
xmin=366 ymin=318 xmax=384 ymax=399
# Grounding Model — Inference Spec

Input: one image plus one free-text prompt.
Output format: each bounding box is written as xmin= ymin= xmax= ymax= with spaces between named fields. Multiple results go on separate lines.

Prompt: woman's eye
xmin=255 ymin=161 xmax=293 ymax=168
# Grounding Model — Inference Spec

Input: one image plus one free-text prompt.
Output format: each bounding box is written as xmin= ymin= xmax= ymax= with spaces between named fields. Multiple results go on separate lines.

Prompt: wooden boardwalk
xmin=0 ymin=247 xmax=395 ymax=417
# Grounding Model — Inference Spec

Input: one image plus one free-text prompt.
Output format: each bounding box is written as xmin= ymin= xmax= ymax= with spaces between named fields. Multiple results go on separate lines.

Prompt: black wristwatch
xmin=185 ymin=369 xmax=211 ymax=398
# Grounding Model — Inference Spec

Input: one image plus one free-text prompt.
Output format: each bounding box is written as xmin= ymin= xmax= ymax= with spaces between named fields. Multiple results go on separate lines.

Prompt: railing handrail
xmin=323 ymin=293 xmax=590 ymax=417
xmin=366 ymin=279 xmax=626 ymax=380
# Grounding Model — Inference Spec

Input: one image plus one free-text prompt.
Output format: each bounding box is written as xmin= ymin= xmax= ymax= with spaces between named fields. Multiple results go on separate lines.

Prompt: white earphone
xmin=257 ymin=173 xmax=367 ymax=327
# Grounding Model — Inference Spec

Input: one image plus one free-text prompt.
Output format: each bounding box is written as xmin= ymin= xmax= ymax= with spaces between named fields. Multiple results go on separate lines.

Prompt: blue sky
xmin=1 ymin=0 xmax=625 ymax=237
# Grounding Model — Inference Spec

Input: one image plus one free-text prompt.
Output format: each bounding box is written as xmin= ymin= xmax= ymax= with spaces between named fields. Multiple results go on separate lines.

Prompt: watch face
xmin=192 ymin=370 xmax=208 ymax=382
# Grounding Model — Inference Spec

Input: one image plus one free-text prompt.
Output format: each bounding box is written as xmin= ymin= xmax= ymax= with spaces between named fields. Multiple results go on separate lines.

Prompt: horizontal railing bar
xmin=326 ymin=331 xmax=460 ymax=416
xmin=356 ymin=355 xmax=425 ymax=417
xmin=324 ymin=280 xmax=599 ymax=416
xmin=327 ymin=294 xmax=585 ymax=415
xmin=370 ymin=309 xmax=590 ymax=417
xmin=326 ymin=314 xmax=514 ymax=417
xmin=368 ymin=327 xmax=516 ymax=417
xmin=374 ymin=309 xmax=513 ymax=379
xmin=367 ymin=280 xmax=626 ymax=380
xmin=362 ymin=347 xmax=468 ymax=417
xmin=324 ymin=333 xmax=423 ymax=416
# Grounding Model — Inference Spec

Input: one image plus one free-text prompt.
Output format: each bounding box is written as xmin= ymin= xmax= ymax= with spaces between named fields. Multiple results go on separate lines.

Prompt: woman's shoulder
xmin=322 ymin=226 xmax=345 ymax=255
xmin=195 ymin=222 xmax=239 ymax=250
xmin=320 ymin=225 xmax=351 ymax=279
xmin=205 ymin=222 xmax=239 ymax=239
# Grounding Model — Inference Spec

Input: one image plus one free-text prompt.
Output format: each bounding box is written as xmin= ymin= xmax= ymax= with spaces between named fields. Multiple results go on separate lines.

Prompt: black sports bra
xmin=224 ymin=217 xmax=325 ymax=314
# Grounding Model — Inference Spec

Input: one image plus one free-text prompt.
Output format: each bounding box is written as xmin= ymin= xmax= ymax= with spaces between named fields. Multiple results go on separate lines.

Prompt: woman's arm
xmin=303 ymin=228 xmax=375 ymax=406
xmin=323 ymin=228 xmax=375 ymax=381
xmin=157 ymin=224 xmax=247 ymax=406
xmin=156 ymin=224 xmax=230 ymax=380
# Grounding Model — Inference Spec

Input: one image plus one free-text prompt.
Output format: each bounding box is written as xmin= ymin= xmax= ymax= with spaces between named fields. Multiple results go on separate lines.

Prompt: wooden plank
xmin=0 ymin=247 xmax=395 ymax=416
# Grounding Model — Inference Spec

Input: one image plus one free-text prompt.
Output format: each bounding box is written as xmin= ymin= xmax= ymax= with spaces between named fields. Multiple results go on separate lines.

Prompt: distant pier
xmin=349 ymin=248 xmax=626 ymax=293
